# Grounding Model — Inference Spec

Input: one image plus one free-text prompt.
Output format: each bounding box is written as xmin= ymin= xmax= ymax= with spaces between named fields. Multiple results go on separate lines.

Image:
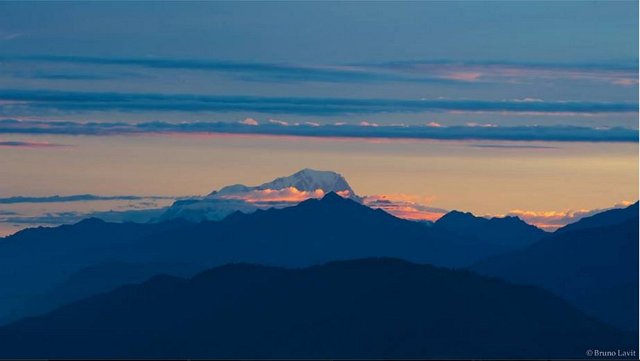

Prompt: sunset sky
xmin=0 ymin=1 xmax=637 ymax=235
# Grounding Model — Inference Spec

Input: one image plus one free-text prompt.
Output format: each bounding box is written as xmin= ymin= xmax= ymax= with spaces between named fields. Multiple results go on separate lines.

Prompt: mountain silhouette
xmin=5 ymin=261 xmax=203 ymax=324
xmin=434 ymin=210 xmax=546 ymax=250
xmin=0 ymin=258 xmax=631 ymax=359
xmin=161 ymin=169 xmax=359 ymax=222
xmin=0 ymin=193 xmax=543 ymax=324
xmin=555 ymin=201 xmax=638 ymax=234
xmin=472 ymin=202 xmax=639 ymax=332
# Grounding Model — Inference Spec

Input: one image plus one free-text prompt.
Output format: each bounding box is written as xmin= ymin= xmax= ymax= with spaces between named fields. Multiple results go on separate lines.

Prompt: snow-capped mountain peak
xmin=165 ymin=169 xmax=359 ymax=222
xmin=257 ymin=169 xmax=353 ymax=194
xmin=212 ymin=169 xmax=356 ymax=199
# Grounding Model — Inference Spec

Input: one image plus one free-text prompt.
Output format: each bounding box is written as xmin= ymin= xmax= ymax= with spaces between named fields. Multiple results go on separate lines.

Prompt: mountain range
xmin=0 ymin=169 xmax=636 ymax=358
xmin=0 ymin=258 xmax=632 ymax=359
xmin=0 ymin=192 xmax=549 ymax=325
xmin=473 ymin=202 xmax=639 ymax=332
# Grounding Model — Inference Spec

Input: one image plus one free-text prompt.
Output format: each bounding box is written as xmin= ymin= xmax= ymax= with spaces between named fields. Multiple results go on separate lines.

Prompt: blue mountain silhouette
xmin=0 ymin=258 xmax=632 ymax=359
xmin=0 ymin=192 xmax=546 ymax=324
xmin=473 ymin=202 xmax=639 ymax=332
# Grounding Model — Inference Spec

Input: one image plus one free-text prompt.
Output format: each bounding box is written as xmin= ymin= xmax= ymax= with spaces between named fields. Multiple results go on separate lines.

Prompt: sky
xmin=0 ymin=1 xmax=638 ymax=235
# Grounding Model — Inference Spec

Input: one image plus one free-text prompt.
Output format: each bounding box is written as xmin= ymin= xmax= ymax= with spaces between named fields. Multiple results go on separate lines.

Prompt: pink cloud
xmin=443 ymin=71 xmax=482 ymax=81
xmin=238 ymin=118 xmax=259 ymax=126
xmin=426 ymin=122 xmax=442 ymax=128
xmin=363 ymin=194 xmax=446 ymax=221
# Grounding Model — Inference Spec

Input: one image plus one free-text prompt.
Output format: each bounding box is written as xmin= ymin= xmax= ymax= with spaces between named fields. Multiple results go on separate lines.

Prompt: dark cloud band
xmin=0 ymin=89 xmax=636 ymax=116
xmin=0 ymin=194 xmax=174 ymax=204
xmin=0 ymin=119 xmax=637 ymax=142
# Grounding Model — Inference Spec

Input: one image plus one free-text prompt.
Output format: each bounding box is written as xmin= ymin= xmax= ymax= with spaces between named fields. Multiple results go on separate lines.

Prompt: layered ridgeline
xmin=0 ymin=258 xmax=632 ymax=359
xmin=473 ymin=202 xmax=639 ymax=332
xmin=0 ymin=192 xmax=547 ymax=325
xmin=0 ymin=169 xmax=636 ymax=358
xmin=160 ymin=168 xmax=359 ymax=222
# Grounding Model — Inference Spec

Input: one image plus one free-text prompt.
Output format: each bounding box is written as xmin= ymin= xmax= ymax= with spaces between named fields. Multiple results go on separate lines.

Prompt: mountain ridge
xmin=0 ymin=257 xmax=631 ymax=359
xmin=472 ymin=211 xmax=639 ymax=332
xmin=0 ymin=192 xmax=545 ymax=325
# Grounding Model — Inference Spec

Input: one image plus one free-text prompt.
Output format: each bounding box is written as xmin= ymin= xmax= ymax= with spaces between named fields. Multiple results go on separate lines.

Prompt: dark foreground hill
xmin=0 ymin=258 xmax=632 ymax=359
xmin=473 ymin=202 xmax=639 ymax=332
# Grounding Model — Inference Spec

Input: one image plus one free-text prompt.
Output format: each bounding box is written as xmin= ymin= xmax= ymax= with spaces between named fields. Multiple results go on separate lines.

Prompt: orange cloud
xmin=219 ymin=187 xmax=326 ymax=204
xmin=504 ymin=201 xmax=634 ymax=231
xmin=363 ymin=194 xmax=446 ymax=221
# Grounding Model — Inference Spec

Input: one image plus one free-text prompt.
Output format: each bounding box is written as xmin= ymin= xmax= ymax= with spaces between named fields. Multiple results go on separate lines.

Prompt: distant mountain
xmin=472 ymin=204 xmax=639 ymax=332
xmin=4 ymin=262 xmax=202 ymax=324
xmin=0 ymin=258 xmax=630 ymax=359
xmin=160 ymin=168 xmax=358 ymax=222
xmin=125 ymin=193 xmax=507 ymax=268
xmin=555 ymin=201 xmax=638 ymax=234
xmin=434 ymin=210 xmax=547 ymax=250
xmin=0 ymin=218 xmax=193 ymax=323
xmin=214 ymin=168 xmax=357 ymax=198
xmin=0 ymin=193 xmax=529 ymax=325
xmin=158 ymin=198 xmax=258 ymax=222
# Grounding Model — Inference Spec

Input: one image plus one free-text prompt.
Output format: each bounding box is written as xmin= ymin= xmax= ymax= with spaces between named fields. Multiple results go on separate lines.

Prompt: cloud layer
xmin=505 ymin=201 xmax=635 ymax=231
xmin=363 ymin=194 xmax=447 ymax=221
xmin=3 ymin=55 xmax=637 ymax=86
xmin=0 ymin=140 xmax=70 ymax=148
xmin=0 ymin=194 xmax=174 ymax=204
xmin=0 ymin=89 xmax=636 ymax=117
xmin=0 ymin=119 xmax=636 ymax=142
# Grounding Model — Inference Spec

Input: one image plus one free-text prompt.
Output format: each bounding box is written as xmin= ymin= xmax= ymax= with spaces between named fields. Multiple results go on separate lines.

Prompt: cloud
xmin=0 ymin=32 xmax=23 ymax=40
xmin=372 ymin=59 xmax=639 ymax=87
xmin=269 ymin=119 xmax=289 ymax=126
xmin=445 ymin=72 xmax=482 ymax=81
xmin=0 ymin=118 xmax=636 ymax=142
xmin=219 ymin=187 xmax=327 ymax=206
xmin=0 ymin=140 xmax=70 ymax=148
xmin=504 ymin=201 xmax=635 ymax=231
xmin=1 ymin=208 xmax=167 ymax=226
xmin=465 ymin=122 xmax=497 ymax=128
xmin=238 ymin=117 xmax=259 ymax=126
xmin=2 ymin=55 xmax=637 ymax=86
xmin=0 ymin=89 xmax=636 ymax=117
xmin=363 ymin=194 xmax=447 ymax=221
xmin=612 ymin=78 xmax=639 ymax=86
xmin=0 ymin=55 xmax=458 ymax=85
xmin=0 ymin=194 xmax=175 ymax=204
xmin=468 ymin=144 xmax=558 ymax=149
